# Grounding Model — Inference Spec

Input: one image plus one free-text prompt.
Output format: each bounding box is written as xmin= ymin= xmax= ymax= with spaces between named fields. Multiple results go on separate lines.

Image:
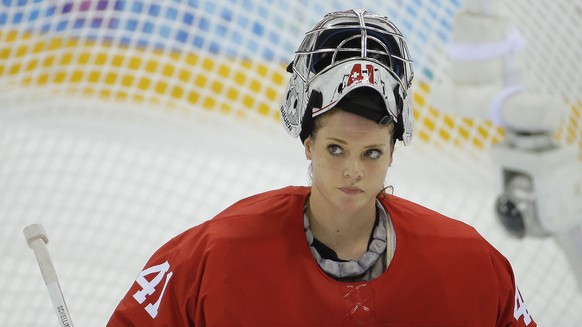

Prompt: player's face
xmin=304 ymin=109 xmax=394 ymax=215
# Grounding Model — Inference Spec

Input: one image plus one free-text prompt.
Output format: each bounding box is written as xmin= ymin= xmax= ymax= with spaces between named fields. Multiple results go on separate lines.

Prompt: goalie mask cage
xmin=1 ymin=1 xmax=580 ymax=326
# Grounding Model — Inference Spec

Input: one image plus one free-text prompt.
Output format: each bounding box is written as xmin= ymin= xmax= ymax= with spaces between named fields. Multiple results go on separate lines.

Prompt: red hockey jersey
xmin=108 ymin=186 xmax=536 ymax=326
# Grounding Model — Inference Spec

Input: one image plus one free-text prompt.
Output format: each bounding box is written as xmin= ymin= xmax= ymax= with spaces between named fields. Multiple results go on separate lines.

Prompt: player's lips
xmin=339 ymin=186 xmax=363 ymax=195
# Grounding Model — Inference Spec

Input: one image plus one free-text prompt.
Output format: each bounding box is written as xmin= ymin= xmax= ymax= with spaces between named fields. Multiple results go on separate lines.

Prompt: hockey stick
xmin=23 ymin=224 xmax=75 ymax=327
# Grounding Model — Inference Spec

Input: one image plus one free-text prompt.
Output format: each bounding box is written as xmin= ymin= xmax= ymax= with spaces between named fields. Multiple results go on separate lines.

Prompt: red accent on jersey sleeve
xmin=107 ymin=227 xmax=206 ymax=326
xmin=483 ymin=239 xmax=537 ymax=327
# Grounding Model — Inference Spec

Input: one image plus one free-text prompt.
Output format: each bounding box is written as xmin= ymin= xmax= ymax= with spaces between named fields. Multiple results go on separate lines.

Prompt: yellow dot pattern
xmin=1 ymin=29 xmax=580 ymax=153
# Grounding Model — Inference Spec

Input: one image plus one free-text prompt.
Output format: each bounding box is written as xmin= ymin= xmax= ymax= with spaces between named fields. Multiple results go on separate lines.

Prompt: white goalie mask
xmin=279 ymin=9 xmax=414 ymax=145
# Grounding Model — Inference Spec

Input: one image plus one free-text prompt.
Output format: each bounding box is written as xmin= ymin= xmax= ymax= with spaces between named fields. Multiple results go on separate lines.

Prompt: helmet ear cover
xmin=392 ymin=85 xmax=405 ymax=142
xmin=299 ymin=90 xmax=321 ymax=143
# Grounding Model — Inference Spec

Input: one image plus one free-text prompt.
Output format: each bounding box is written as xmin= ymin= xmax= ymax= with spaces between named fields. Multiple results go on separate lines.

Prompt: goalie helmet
xmin=279 ymin=9 xmax=414 ymax=145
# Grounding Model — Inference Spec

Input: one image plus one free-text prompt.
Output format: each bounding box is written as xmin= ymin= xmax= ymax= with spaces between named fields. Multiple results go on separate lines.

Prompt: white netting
xmin=1 ymin=1 xmax=581 ymax=326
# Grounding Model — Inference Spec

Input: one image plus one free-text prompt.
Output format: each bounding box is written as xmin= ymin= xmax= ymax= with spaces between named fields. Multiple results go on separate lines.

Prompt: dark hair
xmin=307 ymin=88 xmax=397 ymax=148
xmin=309 ymin=109 xmax=397 ymax=149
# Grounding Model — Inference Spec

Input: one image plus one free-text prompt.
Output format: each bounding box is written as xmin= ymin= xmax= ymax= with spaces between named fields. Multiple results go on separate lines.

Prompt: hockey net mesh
xmin=1 ymin=1 xmax=581 ymax=326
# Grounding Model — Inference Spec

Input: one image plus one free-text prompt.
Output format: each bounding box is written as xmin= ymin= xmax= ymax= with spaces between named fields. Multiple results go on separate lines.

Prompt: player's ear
xmin=304 ymin=137 xmax=313 ymax=160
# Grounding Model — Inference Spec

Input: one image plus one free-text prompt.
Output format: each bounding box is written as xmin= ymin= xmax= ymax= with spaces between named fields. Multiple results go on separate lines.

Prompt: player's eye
xmin=364 ymin=149 xmax=382 ymax=160
xmin=327 ymin=144 xmax=344 ymax=156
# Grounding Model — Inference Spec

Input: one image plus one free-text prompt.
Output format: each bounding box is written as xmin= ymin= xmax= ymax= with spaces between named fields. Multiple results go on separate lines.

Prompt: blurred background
xmin=1 ymin=0 xmax=581 ymax=326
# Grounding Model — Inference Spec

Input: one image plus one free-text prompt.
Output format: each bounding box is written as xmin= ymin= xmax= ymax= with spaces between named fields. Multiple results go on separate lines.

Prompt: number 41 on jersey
xmin=132 ymin=261 xmax=173 ymax=318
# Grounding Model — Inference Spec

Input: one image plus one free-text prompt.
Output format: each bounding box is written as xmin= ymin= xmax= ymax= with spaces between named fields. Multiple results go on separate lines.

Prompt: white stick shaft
xmin=28 ymin=237 xmax=75 ymax=327
xmin=29 ymin=238 xmax=58 ymax=284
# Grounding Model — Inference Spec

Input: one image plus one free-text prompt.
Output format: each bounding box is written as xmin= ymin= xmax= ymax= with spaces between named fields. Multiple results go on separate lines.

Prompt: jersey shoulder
xmin=211 ymin=185 xmax=309 ymax=223
xmin=382 ymin=195 xmax=509 ymax=261
xmin=171 ymin=185 xmax=309 ymax=254
xmin=382 ymin=195 xmax=479 ymax=235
